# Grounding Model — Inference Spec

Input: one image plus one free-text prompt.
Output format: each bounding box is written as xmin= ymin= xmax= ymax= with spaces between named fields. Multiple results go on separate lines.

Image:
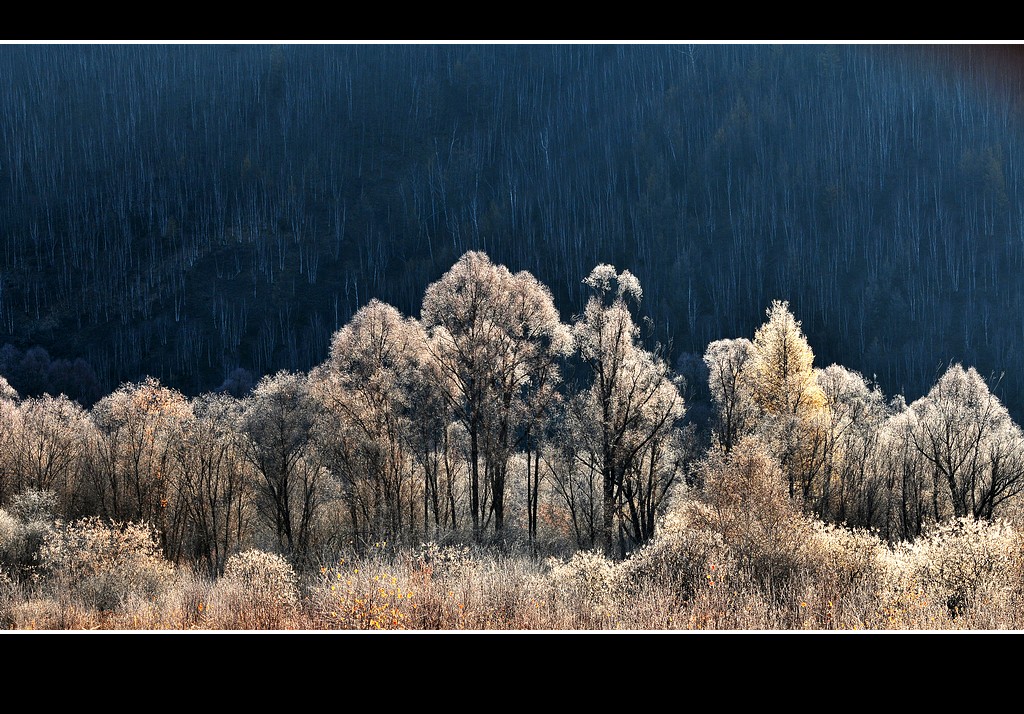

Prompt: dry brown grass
xmin=5 ymin=514 xmax=1024 ymax=631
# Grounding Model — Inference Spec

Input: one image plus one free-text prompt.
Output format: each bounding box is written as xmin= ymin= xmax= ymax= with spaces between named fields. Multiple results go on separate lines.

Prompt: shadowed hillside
xmin=1 ymin=43 xmax=1023 ymax=424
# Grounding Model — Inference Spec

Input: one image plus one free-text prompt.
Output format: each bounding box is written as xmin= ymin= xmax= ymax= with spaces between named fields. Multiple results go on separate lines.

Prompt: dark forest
xmin=1 ymin=43 xmax=1022 ymax=417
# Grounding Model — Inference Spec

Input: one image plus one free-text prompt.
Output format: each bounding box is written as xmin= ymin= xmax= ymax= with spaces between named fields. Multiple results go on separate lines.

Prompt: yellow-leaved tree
xmin=743 ymin=300 xmax=827 ymax=503
xmin=747 ymin=300 xmax=822 ymax=417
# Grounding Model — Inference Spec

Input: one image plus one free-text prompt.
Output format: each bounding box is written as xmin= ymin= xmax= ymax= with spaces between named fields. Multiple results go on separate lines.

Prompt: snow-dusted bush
xmin=39 ymin=516 xmax=172 ymax=611
xmin=205 ymin=550 xmax=299 ymax=629
xmin=897 ymin=517 xmax=1021 ymax=615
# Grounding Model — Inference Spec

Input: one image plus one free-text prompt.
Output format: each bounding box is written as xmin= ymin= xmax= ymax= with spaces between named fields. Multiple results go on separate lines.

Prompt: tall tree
xmin=909 ymin=364 xmax=1024 ymax=521
xmin=172 ymin=392 xmax=251 ymax=574
xmin=704 ymin=337 xmax=757 ymax=452
xmin=239 ymin=370 xmax=324 ymax=566
xmin=84 ymin=377 xmax=191 ymax=552
xmin=308 ymin=299 xmax=425 ymax=547
xmin=572 ymin=264 xmax=685 ymax=557
xmin=747 ymin=300 xmax=822 ymax=418
xmin=813 ymin=364 xmax=890 ymax=528
xmin=745 ymin=300 xmax=827 ymax=502
xmin=420 ymin=251 xmax=571 ymax=542
xmin=10 ymin=394 xmax=90 ymax=518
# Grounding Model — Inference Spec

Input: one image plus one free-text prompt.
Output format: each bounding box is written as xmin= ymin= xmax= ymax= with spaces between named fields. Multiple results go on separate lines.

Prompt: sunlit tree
xmin=171 ymin=392 xmax=252 ymax=574
xmin=747 ymin=300 xmax=822 ymax=417
xmin=84 ymin=377 xmax=191 ymax=553
xmin=420 ymin=251 xmax=571 ymax=542
xmin=308 ymin=299 xmax=426 ymax=547
xmin=9 ymin=394 xmax=90 ymax=518
xmin=745 ymin=300 xmax=827 ymax=502
xmin=572 ymin=264 xmax=685 ymax=557
xmin=239 ymin=371 xmax=325 ymax=565
xmin=909 ymin=364 xmax=1024 ymax=521
xmin=703 ymin=337 xmax=757 ymax=452
xmin=877 ymin=400 xmax=930 ymax=540
xmin=814 ymin=364 xmax=890 ymax=528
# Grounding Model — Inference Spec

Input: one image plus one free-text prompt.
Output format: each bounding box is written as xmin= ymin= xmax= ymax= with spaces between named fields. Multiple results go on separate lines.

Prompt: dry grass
xmin=5 ymin=513 xmax=1024 ymax=631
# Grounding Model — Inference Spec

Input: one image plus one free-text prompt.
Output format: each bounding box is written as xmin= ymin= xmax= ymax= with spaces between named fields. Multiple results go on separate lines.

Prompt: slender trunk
xmin=470 ymin=423 xmax=480 ymax=542
xmin=602 ymin=461 xmax=616 ymax=557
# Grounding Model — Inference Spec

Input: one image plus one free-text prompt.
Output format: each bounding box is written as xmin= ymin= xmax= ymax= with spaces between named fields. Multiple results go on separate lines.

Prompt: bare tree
xmin=420 ymin=251 xmax=571 ymax=542
xmin=84 ymin=377 xmax=191 ymax=554
xmin=239 ymin=370 xmax=324 ymax=566
xmin=572 ymin=264 xmax=685 ymax=557
xmin=813 ymin=364 xmax=890 ymax=528
xmin=704 ymin=337 xmax=757 ymax=452
xmin=9 ymin=394 xmax=90 ymax=518
xmin=875 ymin=398 xmax=930 ymax=541
xmin=909 ymin=364 xmax=1024 ymax=521
xmin=308 ymin=299 xmax=425 ymax=547
xmin=172 ymin=392 xmax=252 ymax=574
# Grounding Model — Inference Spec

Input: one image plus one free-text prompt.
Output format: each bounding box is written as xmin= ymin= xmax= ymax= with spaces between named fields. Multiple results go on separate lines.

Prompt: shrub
xmin=0 ymin=566 xmax=16 ymax=627
xmin=0 ymin=490 xmax=57 ymax=573
xmin=412 ymin=541 xmax=477 ymax=581
xmin=205 ymin=550 xmax=299 ymax=630
xmin=897 ymin=517 xmax=1021 ymax=615
xmin=38 ymin=516 xmax=173 ymax=612
xmin=679 ymin=436 xmax=812 ymax=597
xmin=614 ymin=519 xmax=729 ymax=604
xmin=545 ymin=550 xmax=616 ymax=608
xmin=8 ymin=489 xmax=56 ymax=522
xmin=0 ymin=510 xmax=18 ymax=566
xmin=799 ymin=521 xmax=888 ymax=598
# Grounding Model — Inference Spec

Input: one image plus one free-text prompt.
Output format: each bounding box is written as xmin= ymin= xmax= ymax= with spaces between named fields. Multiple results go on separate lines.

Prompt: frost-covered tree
xmin=748 ymin=300 xmax=822 ymax=417
xmin=420 ymin=251 xmax=571 ymax=542
xmin=406 ymin=351 xmax=465 ymax=541
xmin=0 ymin=375 xmax=17 ymax=403
xmin=703 ymin=337 xmax=757 ymax=452
xmin=814 ymin=364 xmax=890 ymax=527
xmin=84 ymin=378 xmax=191 ymax=549
xmin=308 ymin=299 xmax=426 ymax=546
xmin=9 ymin=394 xmax=90 ymax=517
xmin=909 ymin=364 xmax=1024 ymax=521
xmin=172 ymin=392 xmax=251 ymax=574
xmin=572 ymin=264 xmax=685 ymax=557
xmin=239 ymin=371 xmax=325 ymax=564
xmin=745 ymin=300 xmax=827 ymax=502
xmin=542 ymin=400 xmax=602 ymax=550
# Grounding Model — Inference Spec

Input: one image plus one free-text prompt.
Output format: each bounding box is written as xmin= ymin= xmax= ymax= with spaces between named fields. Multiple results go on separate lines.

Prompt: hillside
xmin=1 ymin=43 xmax=1023 ymax=418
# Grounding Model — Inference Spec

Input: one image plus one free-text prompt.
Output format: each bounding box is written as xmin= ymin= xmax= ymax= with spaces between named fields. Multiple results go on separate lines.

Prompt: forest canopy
xmin=2 ymin=251 xmax=1022 ymax=570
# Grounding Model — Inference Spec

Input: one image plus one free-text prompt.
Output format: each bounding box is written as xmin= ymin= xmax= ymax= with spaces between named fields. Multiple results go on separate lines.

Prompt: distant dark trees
xmin=1 ymin=44 xmax=1024 ymax=427
xmin=0 ymin=344 xmax=100 ymax=406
